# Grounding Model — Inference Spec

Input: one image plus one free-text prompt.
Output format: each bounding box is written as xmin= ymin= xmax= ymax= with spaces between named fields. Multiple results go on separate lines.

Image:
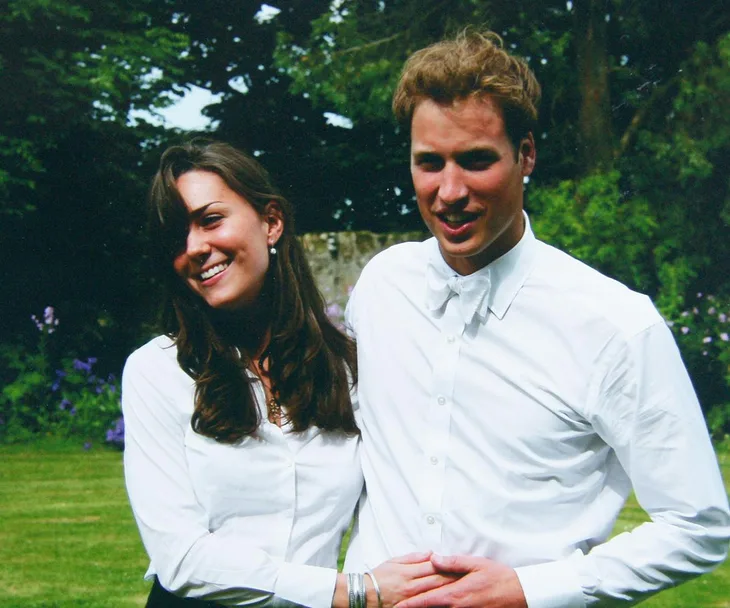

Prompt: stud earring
xmin=269 ymin=244 xmax=277 ymax=255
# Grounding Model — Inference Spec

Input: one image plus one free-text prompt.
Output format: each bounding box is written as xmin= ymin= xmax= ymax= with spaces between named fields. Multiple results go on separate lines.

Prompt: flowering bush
xmin=0 ymin=307 xmax=123 ymax=447
xmin=667 ymin=293 xmax=730 ymax=438
xmin=323 ymin=285 xmax=353 ymax=331
xmin=0 ymin=307 xmax=60 ymax=440
xmin=51 ymin=356 xmax=123 ymax=447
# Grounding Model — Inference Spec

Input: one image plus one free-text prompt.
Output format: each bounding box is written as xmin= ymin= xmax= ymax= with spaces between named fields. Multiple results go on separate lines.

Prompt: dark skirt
xmin=146 ymin=576 xmax=223 ymax=607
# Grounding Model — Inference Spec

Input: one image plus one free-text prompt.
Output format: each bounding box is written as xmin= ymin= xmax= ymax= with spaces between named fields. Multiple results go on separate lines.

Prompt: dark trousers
xmin=146 ymin=577 xmax=223 ymax=607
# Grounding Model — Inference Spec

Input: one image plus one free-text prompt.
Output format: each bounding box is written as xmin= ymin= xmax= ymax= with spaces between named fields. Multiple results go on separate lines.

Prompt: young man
xmin=344 ymin=31 xmax=729 ymax=607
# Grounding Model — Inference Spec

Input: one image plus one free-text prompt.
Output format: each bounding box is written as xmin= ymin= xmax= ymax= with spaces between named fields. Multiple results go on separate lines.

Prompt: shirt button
xmin=430 ymin=456 xmax=438 ymax=465
xmin=426 ymin=515 xmax=436 ymax=524
xmin=446 ymin=335 xmax=455 ymax=344
xmin=437 ymin=396 xmax=446 ymax=405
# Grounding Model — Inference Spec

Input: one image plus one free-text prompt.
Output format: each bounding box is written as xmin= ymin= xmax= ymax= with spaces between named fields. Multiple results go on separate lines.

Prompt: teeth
xmin=200 ymin=263 xmax=229 ymax=280
xmin=443 ymin=213 xmax=471 ymax=224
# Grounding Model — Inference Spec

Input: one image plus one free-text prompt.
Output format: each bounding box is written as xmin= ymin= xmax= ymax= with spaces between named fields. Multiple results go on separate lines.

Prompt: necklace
xmin=267 ymin=395 xmax=283 ymax=426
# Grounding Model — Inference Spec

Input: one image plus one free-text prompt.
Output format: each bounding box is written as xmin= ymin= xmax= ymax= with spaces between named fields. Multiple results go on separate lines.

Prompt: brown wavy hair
xmin=392 ymin=28 xmax=541 ymax=151
xmin=148 ymin=139 xmax=358 ymax=442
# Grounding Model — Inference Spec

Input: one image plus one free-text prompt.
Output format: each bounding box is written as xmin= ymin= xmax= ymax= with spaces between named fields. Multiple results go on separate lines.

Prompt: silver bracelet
xmin=347 ymin=572 xmax=356 ymax=608
xmin=347 ymin=572 xmax=367 ymax=608
xmin=365 ymin=570 xmax=383 ymax=608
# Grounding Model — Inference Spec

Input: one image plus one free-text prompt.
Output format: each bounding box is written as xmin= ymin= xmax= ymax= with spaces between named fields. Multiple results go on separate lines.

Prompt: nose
xmin=437 ymin=162 xmax=468 ymax=204
xmin=185 ymin=226 xmax=211 ymax=261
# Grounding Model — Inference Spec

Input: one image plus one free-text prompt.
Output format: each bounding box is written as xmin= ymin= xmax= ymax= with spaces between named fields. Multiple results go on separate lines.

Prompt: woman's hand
xmin=367 ymin=552 xmax=460 ymax=608
xmin=333 ymin=552 xmax=459 ymax=608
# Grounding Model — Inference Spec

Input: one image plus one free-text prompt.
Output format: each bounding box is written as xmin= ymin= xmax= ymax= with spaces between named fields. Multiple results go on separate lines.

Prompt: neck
xmin=211 ymin=300 xmax=273 ymax=362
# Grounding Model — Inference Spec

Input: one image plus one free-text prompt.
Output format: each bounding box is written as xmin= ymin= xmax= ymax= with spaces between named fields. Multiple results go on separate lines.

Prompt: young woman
xmin=122 ymin=140 xmax=449 ymax=607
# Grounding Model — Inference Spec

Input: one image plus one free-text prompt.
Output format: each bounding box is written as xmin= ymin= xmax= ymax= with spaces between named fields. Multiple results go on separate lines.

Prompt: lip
xmin=435 ymin=213 xmax=478 ymax=239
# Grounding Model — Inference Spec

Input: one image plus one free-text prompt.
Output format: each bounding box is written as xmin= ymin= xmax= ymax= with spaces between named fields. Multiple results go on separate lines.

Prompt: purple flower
xmin=681 ymin=311 xmax=689 ymax=318
xmin=73 ymin=359 xmax=90 ymax=372
xmin=708 ymin=307 xmax=717 ymax=315
xmin=108 ymin=384 xmax=116 ymax=394
xmin=326 ymin=302 xmax=343 ymax=320
xmin=721 ymin=333 xmax=729 ymax=342
xmin=59 ymin=398 xmax=71 ymax=411
xmin=95 ymin=385 xmax=103 ymax=394
xmin=106 ymin=417 xmax=125 ymax=447
xmin=703 ymin=336 xmax=712 ymax=344
xmin=69 ymin=407 xmax=77 ymax=416
xmin=72 ymin=357 xmax=97 ymax=373
xmin=31 ymin=306 xmax=59 ymax=333
xmin=83 ymin=441 xmax=92 ymax=451
xmin=720 ymin=313 xmax=728 ymax=323
xmin=681 ymin=327 xmax=690 ymax=334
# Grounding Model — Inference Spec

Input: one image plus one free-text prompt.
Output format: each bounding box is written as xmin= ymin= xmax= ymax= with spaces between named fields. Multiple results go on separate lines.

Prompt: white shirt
xmin=344 ymin=217 xmax=730 ymax=607
xmin=122 ymin=335 xmax=362 ymax=607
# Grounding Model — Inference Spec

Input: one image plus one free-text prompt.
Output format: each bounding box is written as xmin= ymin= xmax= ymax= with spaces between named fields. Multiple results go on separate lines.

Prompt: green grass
xmin=0 ymin=438 xmax=728 ymax=607
xmin=0 ymin=438 xmax=150 ymax=607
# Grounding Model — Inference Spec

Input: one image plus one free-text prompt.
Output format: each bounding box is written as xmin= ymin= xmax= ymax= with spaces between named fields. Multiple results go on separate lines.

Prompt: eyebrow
xmin=187 ymin=202 xmax=218 ymax=220
xmin=456 ymin=148 xmax=500 ymax=162
xmin=412 ymin=146 xmax=499 ymax=157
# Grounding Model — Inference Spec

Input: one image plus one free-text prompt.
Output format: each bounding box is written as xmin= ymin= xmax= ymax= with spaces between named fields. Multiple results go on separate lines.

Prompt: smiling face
xmin=410 ymin=96 xmax=535 ymax=275
xmin=172 ymin=170 xmax=283 ymax=311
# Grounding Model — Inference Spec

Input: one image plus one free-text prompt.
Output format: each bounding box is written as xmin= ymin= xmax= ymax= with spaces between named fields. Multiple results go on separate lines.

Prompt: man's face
xmin=410 ymin=96 xmax=535 ymax=275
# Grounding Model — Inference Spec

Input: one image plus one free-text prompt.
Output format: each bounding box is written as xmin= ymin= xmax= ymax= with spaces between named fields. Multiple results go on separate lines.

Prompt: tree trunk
xmin=574 ymin=0 xmax=614 ymax=173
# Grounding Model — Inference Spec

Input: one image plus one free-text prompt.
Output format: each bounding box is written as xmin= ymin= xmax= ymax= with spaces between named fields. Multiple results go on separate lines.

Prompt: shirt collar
xmin=425 ymin=211 xmax=537 ymax=321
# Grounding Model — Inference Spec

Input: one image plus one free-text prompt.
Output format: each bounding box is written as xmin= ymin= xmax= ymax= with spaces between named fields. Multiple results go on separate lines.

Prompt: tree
xmin=150 ymin=0 xmax=392 ymax=233
xmin=0 ymin=0 xmax=188 ymax=365
xmin=271 ymin=0 xmax=730 ymax=425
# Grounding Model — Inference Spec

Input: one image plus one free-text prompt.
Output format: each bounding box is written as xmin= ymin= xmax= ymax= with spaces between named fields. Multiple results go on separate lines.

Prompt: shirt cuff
xmin=274 ymin=562 xmax=338 ymax=608
xmin=515 ymin=559 xmax=586 ymax=608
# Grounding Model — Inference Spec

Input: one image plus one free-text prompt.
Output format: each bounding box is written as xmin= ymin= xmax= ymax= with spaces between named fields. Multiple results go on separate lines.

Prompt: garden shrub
xmin=0 ymin=307 xmax=122 ymax=446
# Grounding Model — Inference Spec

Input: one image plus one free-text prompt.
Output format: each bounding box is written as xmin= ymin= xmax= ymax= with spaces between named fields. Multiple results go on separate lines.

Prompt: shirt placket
xmin=420 ymin=299 xmax=463 ymax=549
xmin=254 ymin=382 xmax=298 ymax=556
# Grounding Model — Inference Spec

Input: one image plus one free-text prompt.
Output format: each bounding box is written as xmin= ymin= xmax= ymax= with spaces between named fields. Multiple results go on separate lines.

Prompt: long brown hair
xmin=148 ymin=139 xmax=358 ymax=442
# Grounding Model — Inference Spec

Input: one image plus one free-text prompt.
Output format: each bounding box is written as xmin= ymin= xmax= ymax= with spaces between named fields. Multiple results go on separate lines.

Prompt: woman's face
xmin=172 ymin=170 xmax=283 ymax=311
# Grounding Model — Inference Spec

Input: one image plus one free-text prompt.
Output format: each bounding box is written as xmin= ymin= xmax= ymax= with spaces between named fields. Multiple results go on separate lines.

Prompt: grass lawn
xmin=0 ymin=438 xmax=149 ymax=607
xmin=0 ymin=438 xmax=728 ymax=607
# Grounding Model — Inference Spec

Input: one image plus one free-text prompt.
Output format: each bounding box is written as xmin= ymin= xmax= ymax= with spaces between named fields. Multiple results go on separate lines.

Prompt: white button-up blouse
xmin=122 ymin=335 xmax=362 ymax=607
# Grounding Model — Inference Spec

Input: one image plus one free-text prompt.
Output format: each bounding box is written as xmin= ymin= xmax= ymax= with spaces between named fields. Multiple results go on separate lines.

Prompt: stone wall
xmin=300 ymin=230 xmax=429 ymax=320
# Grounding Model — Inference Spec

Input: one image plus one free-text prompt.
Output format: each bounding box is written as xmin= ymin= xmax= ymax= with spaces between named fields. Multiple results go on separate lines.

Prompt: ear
xmin=518 ymin=133 xmax=536 ymax=177
xmin=263 ymin=201 xmax=284 ymax=246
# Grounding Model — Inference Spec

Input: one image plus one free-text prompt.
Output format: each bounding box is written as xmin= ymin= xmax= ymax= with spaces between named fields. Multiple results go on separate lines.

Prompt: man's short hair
xmin=392 ymin=29 xmax=541 ymax=148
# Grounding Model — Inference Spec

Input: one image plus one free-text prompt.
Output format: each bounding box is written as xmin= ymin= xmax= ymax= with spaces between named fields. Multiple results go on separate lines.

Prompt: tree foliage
xmin=270 ymin=0 xmax=730 ymax=426
xmin=1 ymin=0 xmax=728 ymax=426
xmin=0 ymin=0 xmax=188 ymax=365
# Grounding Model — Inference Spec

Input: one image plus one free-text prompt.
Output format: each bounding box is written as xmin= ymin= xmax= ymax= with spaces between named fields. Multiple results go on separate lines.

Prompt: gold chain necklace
xmin=267 ymin=396 xmax=283 ymax=426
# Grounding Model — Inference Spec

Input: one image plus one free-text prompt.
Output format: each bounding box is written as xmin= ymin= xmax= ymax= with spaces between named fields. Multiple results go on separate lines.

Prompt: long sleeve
xmin=122 ymin=341 xmax=342 ymax=607
xmin=515 ymin=321 xmax=730 ymax=607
